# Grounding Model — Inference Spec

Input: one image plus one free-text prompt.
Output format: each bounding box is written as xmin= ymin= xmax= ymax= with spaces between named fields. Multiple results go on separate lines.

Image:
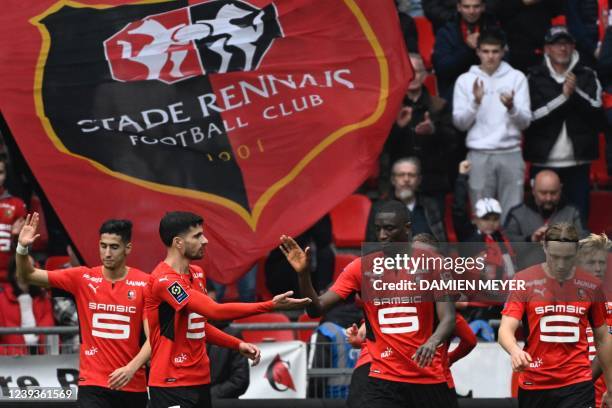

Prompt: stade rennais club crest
xmin=30 ymin=0 xmax=398 ymax=230
xmin=6 ymin=0 xmax=409 ymax=278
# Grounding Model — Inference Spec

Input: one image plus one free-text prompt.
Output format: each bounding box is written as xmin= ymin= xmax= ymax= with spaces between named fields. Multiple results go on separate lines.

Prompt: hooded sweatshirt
xmin=453 ymin=61 xmax=531 ymax=150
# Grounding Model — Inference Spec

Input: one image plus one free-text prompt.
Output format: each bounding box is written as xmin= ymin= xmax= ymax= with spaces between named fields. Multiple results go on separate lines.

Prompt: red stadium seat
xmin=588 ymin=191 xmax=612 ymax=236
xmin=235 ymin=313 xmax=295 ymax=343
xmin=333 ymin=253 xmax=358 ymax=281
xmin=550 ymin=15 xmax=567 ymax=26
xmin=423 ymin=74 xmax=438 ymax=96
xmin=329 ymin=194 xmax=371 ymax=248
xmin=414 ymin=17 xmax=435 ymax=70
xmin=44 ymin=256 xmax=70 ymax=271
xmin=591 ymin=133 xmax=610 ymax=187
xmin=296 ymin=313 xmax=320 ymax=342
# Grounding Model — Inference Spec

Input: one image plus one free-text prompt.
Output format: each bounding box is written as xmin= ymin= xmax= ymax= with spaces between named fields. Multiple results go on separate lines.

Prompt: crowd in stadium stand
xmin=0 ymin=1 xmax=611 ymax=398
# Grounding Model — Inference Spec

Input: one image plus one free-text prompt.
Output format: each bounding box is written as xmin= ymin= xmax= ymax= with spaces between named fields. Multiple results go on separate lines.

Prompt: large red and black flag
xmin=0 ymin=0 xmax=412 ymax=282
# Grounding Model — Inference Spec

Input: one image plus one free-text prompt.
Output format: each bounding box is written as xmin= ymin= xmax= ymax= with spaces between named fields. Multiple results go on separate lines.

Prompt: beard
xmin=185 ymin=248 xmax=204 ymax=260
xmin=396 ymin=187 xmax=415 ymax=202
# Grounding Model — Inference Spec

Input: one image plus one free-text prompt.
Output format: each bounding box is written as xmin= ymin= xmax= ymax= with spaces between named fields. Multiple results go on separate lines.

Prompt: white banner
xmin=241 ymin=341 xmax=307 ymax=399
xmin=450 ymin=343 xmax=513 ymax=398
xmin=0 ymin=355 xmax=79 ymax=396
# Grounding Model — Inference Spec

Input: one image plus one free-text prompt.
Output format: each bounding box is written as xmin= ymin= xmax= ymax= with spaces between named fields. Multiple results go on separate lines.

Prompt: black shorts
xmin=148 ymin=385 xmax=211 ymax=408
xmin=346 ymin=363 xmax=370 ymax=408
xmin=363 ymin=377 xmax=457 ymax=408
xmin=518 ymin=381 xmax=594 ymax=408
xmin=78 ymin=385 xmax=147 ymax=408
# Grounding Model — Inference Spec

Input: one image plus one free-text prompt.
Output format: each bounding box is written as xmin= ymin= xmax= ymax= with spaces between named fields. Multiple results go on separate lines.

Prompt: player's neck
xmin=102 ymin=265 xmax=128 ymax=282
xmin=164 ymin=252 xmax=190 ymax=274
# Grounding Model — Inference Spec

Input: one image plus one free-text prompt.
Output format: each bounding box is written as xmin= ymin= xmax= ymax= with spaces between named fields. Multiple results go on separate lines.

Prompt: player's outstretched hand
xmin=279 ymin=235 xmax=311 ymax=275
xmin=18 ymin=213 xmax=41 ymax=247
xmin=510 ymin=349 xmax=532 ymax=372
xmin=239 ymin=342 xmax=261 ymax=366
xmin=108 ymin=365 xmax=137 ymax=390
xmin=412 ymin=340 xmax=437 ymax=367
xmin=272 ymin=290 xmax=312 ymax=310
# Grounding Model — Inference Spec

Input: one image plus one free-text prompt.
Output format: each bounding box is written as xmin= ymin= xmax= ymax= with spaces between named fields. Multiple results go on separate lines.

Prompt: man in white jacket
xmin=453 ymin=28 xmax=531 ymax=224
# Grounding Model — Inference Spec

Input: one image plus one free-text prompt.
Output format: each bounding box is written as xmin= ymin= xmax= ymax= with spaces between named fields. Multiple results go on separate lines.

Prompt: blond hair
xmin=578 ymin=233 xmax=611 ymax=260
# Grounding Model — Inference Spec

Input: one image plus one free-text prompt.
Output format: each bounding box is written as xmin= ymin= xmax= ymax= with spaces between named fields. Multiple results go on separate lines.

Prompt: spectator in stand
xmin=0 ymin=255 xmax=54 ymax=355
xmin=487 ymin=0 xmax=564 ymax=73
xmin=206 ymin=322 xmax=250 ymax=399
xmin=0 ymin=156 xmax=26 ymax=282
xmin=432 ymin=0 xmax=498 ymax=102
xmin=504 ymin=170 xmax=585 ymax=268
xmin=366 ymin=157 xmax=447 ymax=243
xmin=598 ymin=20 xmax=612 ymax=177
xmin=566 ymin=0 xmax=599 ymax=68
xmin=505 ymin=170 xmax=585 ymax=242
xmin=381 ymin=53 xmax=460 ymax=216
xmin=453 ymin=29 xmax=531 ymax=224
xmin=452 ymin=161 xmax=516 ymax=279
xmin=525 ymin=26 xmax=603 ymax=226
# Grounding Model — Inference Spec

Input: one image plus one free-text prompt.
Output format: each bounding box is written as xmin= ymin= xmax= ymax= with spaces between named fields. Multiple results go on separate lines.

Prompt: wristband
xmin=16 ymin=243 xmax=28 ymax=256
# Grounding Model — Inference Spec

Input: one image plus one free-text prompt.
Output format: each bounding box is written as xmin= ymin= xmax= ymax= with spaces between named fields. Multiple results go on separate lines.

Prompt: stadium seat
xmin=550 ymin=15 xmax=567 ymax=26
xmin=234 ymin=313 xmax=295 ymax=343
xmin=296 ymin=313 xmax=320 ymax=342
xmin=44 ymin=256 xmax=70 ymax=270
xmin=414 ymin=17 xmax=435 ymax=70
xmin=591 ymin=133 xmax=610 ymax=188
xmin=423 ymin=74 xmax=438 ymax=96
xmin=588 ymin=191 xmax=612 ymax=236
xmin=329 ymin=194 xmax=371 ymax=248
xmin=333 ymin=253 xmax=358 ymax=281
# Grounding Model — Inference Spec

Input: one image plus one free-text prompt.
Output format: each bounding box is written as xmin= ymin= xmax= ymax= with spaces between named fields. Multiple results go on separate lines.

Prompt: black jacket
xmin=524 ymin=58 xmax=603 ymax=163
xmin=488 ymin=0 xmax=564 ymax=72
xmin=207 ymin=326 xmax=250 ymax=399
xmin=381 ymin=89 xmax=460 ymax=195
xmin=432 ymin=14 xmax=499 ymax=101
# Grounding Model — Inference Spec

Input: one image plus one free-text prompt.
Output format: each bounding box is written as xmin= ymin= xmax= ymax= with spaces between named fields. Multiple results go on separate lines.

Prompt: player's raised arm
xmin=279 ymin=235 xmax=342 ymax=317
xmin=15 ymin=213 xmax=49 ymax=286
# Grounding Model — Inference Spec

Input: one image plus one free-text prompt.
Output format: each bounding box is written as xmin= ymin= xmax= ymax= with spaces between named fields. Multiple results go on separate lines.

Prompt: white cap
xmin=474 ymin=198 xmax=502 ymax=218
